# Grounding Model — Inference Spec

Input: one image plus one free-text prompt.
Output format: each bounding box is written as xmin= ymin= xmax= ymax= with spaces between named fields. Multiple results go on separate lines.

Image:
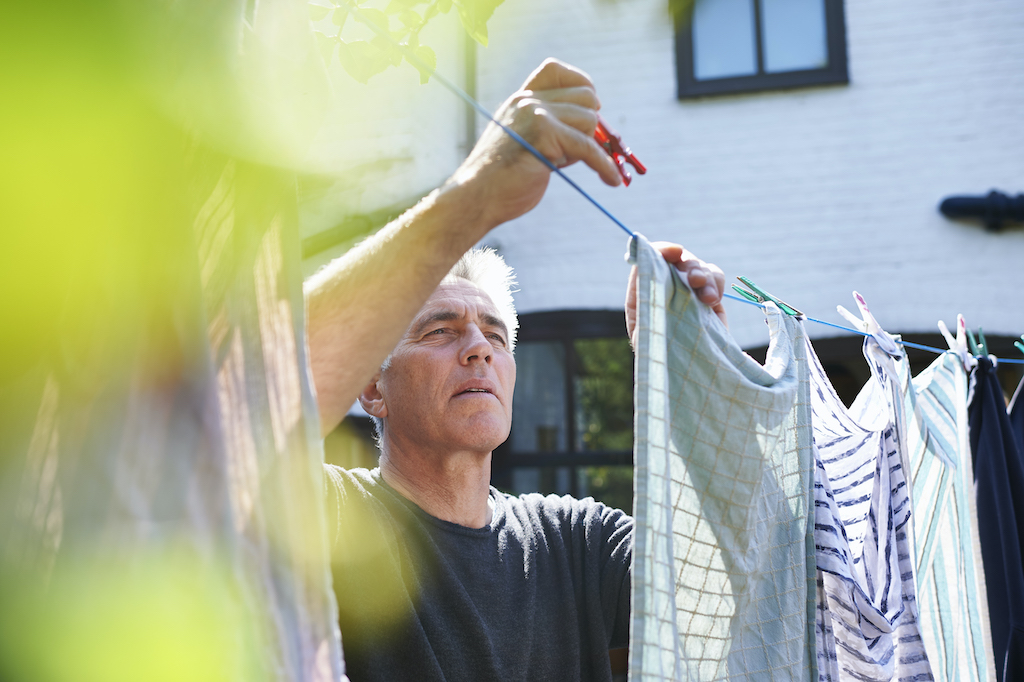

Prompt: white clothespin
xmin=938 ymin=314 xmax=977 ymax=371
xmin=837 ymin=291 xmax=903 ymax=358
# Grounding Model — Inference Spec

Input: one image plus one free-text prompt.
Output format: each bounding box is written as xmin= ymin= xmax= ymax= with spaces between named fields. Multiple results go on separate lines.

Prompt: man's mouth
xmin=454 ymin=381 xmax=496 ymax=398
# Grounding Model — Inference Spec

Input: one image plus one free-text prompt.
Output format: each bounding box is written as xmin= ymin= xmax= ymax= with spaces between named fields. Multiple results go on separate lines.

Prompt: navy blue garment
xmin=969 ymin=358 xmax=1024 ymax=682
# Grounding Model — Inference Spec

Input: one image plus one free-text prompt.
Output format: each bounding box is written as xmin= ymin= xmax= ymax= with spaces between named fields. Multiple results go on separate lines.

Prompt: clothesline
xmin=723 ymin=292 xmax=1024 ymax=365
xmin=342 ymin=2 xmax=1024 ymax=368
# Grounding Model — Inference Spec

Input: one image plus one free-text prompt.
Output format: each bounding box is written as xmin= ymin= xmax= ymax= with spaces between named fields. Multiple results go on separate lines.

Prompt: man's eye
xmin=488 ymin=333 xmax=507 ymax=346
xmin=427 ymin=328 xmax=447 ymax=336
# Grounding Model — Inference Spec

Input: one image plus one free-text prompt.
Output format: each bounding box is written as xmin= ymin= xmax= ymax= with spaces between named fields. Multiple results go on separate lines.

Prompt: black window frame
xmin=675 ymin=0 xmax=849 ymax=99
xmin=492 ymin=310 xmax=634 ymax=479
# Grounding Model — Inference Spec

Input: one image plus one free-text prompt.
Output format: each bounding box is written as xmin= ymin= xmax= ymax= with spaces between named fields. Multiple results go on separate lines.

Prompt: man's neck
xmin=379 ymin=443 xmax=493 ymax=529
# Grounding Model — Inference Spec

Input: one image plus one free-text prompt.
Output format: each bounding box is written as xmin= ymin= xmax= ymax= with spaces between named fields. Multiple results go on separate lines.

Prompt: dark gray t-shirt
xmin=324 ymin=466 xmax=633 ymax=682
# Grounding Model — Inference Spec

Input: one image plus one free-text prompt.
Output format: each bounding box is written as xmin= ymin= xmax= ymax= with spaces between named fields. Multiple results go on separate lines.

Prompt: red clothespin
xmin=594 ymin=114 xmax=646 ymax=186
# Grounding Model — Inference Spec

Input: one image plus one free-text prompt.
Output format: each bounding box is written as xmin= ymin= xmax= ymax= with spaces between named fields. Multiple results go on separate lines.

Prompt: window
xmin=675 ymin=0 xmax=848 ymax=98
xmin=490 ymin=310 xmax=635 ymax=513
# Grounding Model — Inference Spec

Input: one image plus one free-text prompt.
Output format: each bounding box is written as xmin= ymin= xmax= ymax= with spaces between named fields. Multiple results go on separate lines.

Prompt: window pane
xmin=511 ymin=341 xmax=567 ymax=452
xmin=692 ymin=0 xmax=758 ymax=80
xmin=510 ymin=466 xmax=573 ymax=496
xmin=761 ymin=0 xmax=827 ymax=73
xmin=573 ymin=338 xmax=633 ymax=452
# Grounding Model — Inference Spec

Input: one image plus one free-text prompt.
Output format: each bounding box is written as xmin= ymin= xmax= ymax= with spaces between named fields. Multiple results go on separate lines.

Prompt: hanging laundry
xmin=969 ymin=357 xmax=1024 ymax=682
xmin=628 ymin=235 xmax=816 ymax=681
xmin=808 ymin=320 xmax=933 ymax=680
xmin=899 ymin=350 xmax=993 ymax=682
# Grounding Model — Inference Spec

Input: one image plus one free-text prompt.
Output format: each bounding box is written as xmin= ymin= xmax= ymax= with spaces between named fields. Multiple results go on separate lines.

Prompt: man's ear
xmin=358 ymin=373 xmax=387 ymax=419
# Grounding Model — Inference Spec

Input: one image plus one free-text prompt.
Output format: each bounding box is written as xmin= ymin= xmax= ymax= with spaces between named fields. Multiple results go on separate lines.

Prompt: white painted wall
xmin=300 ymin=12 xmax=470 ymax=243
xmin=476 ymin=0 xmax=1024 ymax=349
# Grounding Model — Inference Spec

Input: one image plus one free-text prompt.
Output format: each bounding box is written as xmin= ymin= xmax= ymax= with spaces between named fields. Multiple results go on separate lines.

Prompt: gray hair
xmin=369 ymin=248 xmax=518 ymax=444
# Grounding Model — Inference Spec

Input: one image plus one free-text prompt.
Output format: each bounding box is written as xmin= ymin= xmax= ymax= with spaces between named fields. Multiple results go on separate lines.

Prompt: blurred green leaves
xmin=0 ymin=555 xmax=264 ymax=682
xmin=454 ymin=0 xmax=502 ymax=46
xmin=312 ymin=0 xmax=503 ymax=84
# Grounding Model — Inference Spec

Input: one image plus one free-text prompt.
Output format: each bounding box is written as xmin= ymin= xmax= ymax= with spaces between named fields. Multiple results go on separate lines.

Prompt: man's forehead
xmin=409 ymin=279 xmax=504 ymax=330
xmin=422 ymin=280 xmax=496 ymax=314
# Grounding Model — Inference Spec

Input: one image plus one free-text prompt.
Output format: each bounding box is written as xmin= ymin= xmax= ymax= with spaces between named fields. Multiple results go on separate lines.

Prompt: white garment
xmin=629 ymin=234 xmax=815 ymax=681
xmin=809 ymin=336 xmax=933 ymax=682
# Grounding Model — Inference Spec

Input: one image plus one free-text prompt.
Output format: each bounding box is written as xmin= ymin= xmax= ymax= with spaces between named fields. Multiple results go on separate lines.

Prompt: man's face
xmin=376 ymin=278 xmax=516 ymax=455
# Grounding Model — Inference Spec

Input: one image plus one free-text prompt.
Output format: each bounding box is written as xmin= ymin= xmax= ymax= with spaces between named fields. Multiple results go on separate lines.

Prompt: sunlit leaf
xmin=455 ymin=0 xmax=503 ymax=46
xmin=384 ymin=1 xmax=405 ymax=14
xmin=408 ymin=44 xmax=436 ymax=84
xmin=437 ymin=0 xmax=452 ymax=13
xmin=357 ymin=7 xmax=390 ymax=32
xmin=399 ymin=9 xmax=421 ymax=27
xmin=337 ymin=40 xmax=392 ymax=83
xmin=309 ymin=3 xmax=331 ymax=21
xmin=313 ymin=31 xmax=337 ymax=63
xmin=371 ymin=35 xmax=404 ymax=67
xmin=668 ymin=0 xmax=696 ymax=21
xmin=332 ymin=7 xmax=348 ymax=25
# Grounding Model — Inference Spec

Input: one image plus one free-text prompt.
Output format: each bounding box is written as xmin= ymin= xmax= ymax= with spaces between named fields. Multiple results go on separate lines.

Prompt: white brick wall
xmin=476 ymin=0 xmax=1024 ymax=348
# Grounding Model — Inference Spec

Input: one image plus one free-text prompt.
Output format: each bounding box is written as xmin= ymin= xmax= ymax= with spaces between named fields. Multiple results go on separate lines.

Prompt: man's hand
xmin=448 ymin=58 xmax=622 ymax=232
xmin=625 ymin=242 xmax=727 ymax=349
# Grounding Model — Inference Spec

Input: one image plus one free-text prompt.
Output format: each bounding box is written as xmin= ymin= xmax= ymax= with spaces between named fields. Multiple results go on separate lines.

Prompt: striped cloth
xmin=899 ymin=352 xmax=993 ymax=682
xmin=629 ymin=234 xmax=816 ymax=681
xmin=809 ymin=336 xmax=934 ymax=682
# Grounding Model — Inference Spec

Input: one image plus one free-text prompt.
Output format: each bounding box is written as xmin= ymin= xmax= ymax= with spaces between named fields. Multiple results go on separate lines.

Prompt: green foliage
xmin=573 ymin=338 xmax=634 ymax=452
xmin=454 ymin=0 xmax=503 ymax=47
xmin=581 ymin=465 xmax=633 ymax=514
xmin=668 ymin=0 xmax=696 ymax=25
xmin=312 ymin=0 xmax=503 ymax=84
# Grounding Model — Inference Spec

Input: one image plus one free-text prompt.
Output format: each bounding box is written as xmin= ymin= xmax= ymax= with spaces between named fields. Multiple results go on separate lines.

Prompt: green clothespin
xmin=977 ymin=328 xmax=988 ymax=356
xmin=731 ymin=276 xmax=803 ymax=317
xmin=1014 ymin=334 xmax=1024 ymax=356
xmin=966 ymin=328 xmax=980 ymax=356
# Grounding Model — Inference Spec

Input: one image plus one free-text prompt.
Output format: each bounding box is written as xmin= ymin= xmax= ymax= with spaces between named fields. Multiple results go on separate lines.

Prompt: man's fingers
xmin=708 ymin=263 xmax=725 ymax=303
xmin=650 ymin=242 xmax=684 ymax=265
xmin=522 ymin=58 xmax=596 ymax=93
xmin=647 ymin=243 xmax=727 ymax=308
xmin=558 ymin=125 xmax=622 ymax=185
xmin=531 ymin=111 xmax=619 ymax=185
xmin=522 ymin=86 xmax=601 ymax=111
xmin=690 ymin=262 xmax=725 ymax=307
xmin=625 ymin=265 xmax=639 ymax=349
xmin=527 ymin=101 xmax=598 ymax=137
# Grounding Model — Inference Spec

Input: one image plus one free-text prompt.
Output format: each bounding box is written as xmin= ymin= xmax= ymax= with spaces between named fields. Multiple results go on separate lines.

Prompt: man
xmin=322 ymin=245 xmax=723 ymax=682
xmin=303 ymin=58 xmax=726 ymax=440
xmin=304 ymin=58 xmax=726 ymax=680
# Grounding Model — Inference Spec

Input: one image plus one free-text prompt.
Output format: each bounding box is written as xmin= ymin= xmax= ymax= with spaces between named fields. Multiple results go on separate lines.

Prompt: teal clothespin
xmin=966 ymin=328 xmax=980 ymax=356
xmin=731 ymin=276 xmax=803 ymax=317
xmin=1014 ymin=334 xmax=1024 ymax=356
xmin=966 ymin=327 xmax=990 ymax=357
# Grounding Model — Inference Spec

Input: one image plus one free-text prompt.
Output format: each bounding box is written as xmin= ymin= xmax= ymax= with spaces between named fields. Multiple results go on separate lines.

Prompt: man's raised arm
xmin=305 ymin=59 xmax=622 ymax=436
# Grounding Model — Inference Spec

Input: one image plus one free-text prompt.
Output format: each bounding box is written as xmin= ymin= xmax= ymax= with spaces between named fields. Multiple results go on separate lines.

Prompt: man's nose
xmin=460 ymin=325 xmax=492 ymax=364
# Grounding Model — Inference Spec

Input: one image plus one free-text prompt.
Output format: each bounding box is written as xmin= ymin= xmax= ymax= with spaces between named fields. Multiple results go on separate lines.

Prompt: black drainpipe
xmin=939 ymin=190 xmax=1024 ymax=231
